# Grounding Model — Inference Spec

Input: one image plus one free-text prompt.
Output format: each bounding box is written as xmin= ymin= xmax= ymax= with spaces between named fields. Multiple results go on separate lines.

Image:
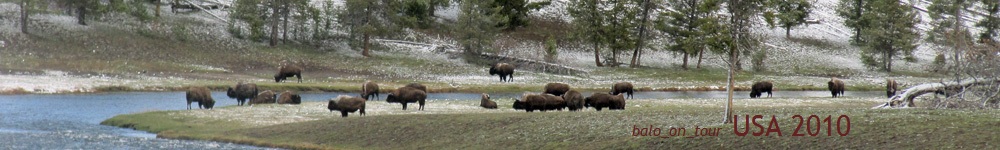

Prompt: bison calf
xmin=274 ymin=64 xmax=303 ymax=83
xmin=489 ymin=63 xmax=515 ymax=82
xmin=585 ymin=93 xmax=625 ymax=111
xmin=886 ymin=79 xmax=899 ymax=98
xmin=611 ymin=82 xmax=635 ymax=99
xmin=543 ymin=82 xmax=571 ymax=96
xmin=361 ymin=81 xmax=380 ymax=100
xmin=386 ymin=87 xmax=427 ymax=110
xmin=750 ymin=81 xmax=773 ymax=98
xmin=328 ymin=95 xmax=366 ymax=117
xmin=828 ymin=77 xmax=846 ymax=98
xmin=480 ymin=93 xmax=497 ymax=109
xmin=186 ymin=87 xmax=215 ymax=110
xmin=227 ymin=82 xmax=258 ymax=106
xmin=562 ymin=90 xmax=585 ymax=111
xmin=277 ymin=91 xmax=301 ymax=104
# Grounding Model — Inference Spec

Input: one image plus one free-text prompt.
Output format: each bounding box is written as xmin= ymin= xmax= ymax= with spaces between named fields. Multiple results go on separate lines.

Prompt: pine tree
xmin=658 ymin=0 xmax=723 ymax=69
xmin=764 ymin=0 xmax=812 ymax=38
xmin=859 ymin=0 xmax=921 ymax=72
xmin=977 ymin=0 xmax=1000 ymax=42
xmin=456 ymin=0 xmax=505 ymax=55
xmin=567 ymin=0 xmax=606 ymax=66
xmin=836 ymin=0 xmax=870 ymax=44
xmin=926 ymin=0 xmax=972 ymax=45
xmin=340 ymin=0 xmax=401 ymax=57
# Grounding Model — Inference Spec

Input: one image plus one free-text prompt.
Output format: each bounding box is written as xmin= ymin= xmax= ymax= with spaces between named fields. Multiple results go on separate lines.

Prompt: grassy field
xmin=101 ymin=97 xmax=1000 ymax=149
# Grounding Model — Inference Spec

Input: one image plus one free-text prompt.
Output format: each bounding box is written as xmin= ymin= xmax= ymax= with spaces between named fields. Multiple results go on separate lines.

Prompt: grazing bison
xmin=750 ymin=81 xmax=774 ymax=98
xmin=611 ymin=82 xmax=635 ymax=99
xmin=277 ymin=91 xmax=301 ymax=104
xmin=186 ymin=87 xmax=215 ymax=110
xmin=489 ymin=63 xmax=515 ymax=82
xmin=886 ymin=79 xmax=899 ymax=98
xmin=480 ymin=93 xmax=497 ymax=109
xmin=249 ymin=90 xmax=277 ymax=105
xmin=585 ymin=93 xmax=625 ymax=111
xmin=405 ymin=83 xmax=428 ymax=92
xmin=386 ymin=87 xmax=427 ymax=110
xmin=543 ymin=82 xmax=571 ymax=96
xmin=828 ymin=77 xmax=846 ymax=98
xmin=562 ymin=90 xmax=585 ymax=111
xmin=361 ymin=81 xmax=380 ymax=100
xmin=274 ymin=64 xmax=303 ymax=83
xmin=328 ymin=95 xmax=366 ymax=117
xmin=227 ymin=82 xmax=258 ymax=106
xmin=513 ymin=93 xmax=566 ymax=112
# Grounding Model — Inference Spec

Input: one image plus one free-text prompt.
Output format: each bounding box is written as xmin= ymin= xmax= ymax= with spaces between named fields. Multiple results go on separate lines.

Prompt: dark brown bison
xmin=386 ymin=87 xmax=427 ymax=110
xmin=227 ymin=82 xmax=258 ymax=106
xmin=361 ymin=81 xmax=380 ymax=100
xmin=328 ymin=95 xmax=366 ymax=117
xmin=828 ymin=77 xmax=846 ymax=98
xmin=186 ymin=86 xmax=215 ymax=110
xmin=585 ymin=93 xmax=625 ymax=111
xmin=249 ymin=90 xmax=277 ymax=105
xmin=405 ymin=83 xmax=427 ymax=92
xmin=886 ymin=79 xmax=899 ymax=98
xmin=274 ymin=64 xmax=303 ymax=83
xmin=480 ymin=93 xmax=497 ymax=109
xmin=277 ymin=91 xmax=301 ymax=104
xmin=611 ymin=82 xmax=635 ymax=99
xmin=543 ymin=82 xmax=571 ymax=96
xmin=513 ymin=93 xmax=566 ymax=112
xmin=562 ymin=90 xmax=585 ymax=111
xmin=489 ymin=63 xmax=515 ymax=82
xmin=750 ymin=81 xmax=773 ymax=98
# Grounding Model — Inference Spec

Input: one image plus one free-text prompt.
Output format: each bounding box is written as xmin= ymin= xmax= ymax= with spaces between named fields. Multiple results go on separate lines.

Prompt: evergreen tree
xmin=658 ymin=0 xmax=723 ymax=69
xmin=340 ymin=0 xmax=401 ymax=57
xmin=763 ymin=0 xmax=812 ymax=38
xmin=456 ymin=0 xmax=505 ymax=55
xmin=491 ymin=0 xmax=550 ymax=30
xmin=926 ymin=0 xmax=972 ymax=45
xmin=977 ymin=0 xmax=1000 ymax=42
xmin=567 ymin=0 xmax=607 ymax=66
xmin=836 ymin=0 xmax=870 ymax=44
xmin=859 ymin=0 xmax=921 ymax=72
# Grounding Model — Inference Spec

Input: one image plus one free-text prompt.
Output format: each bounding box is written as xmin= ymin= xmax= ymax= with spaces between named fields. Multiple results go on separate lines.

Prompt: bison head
xmin=327 ymin=99 xmax=339 ymax=112
xmin=385 ymin=93 xmax=399 ymax=103
xmin=512 ymin=99 xmax=525 ymax=110
xmin=489 ymin=65 xmax=498 ymax=75
xmin=274 ymin=74 xmax=284 ymax=82
xmin=203 ymin=100 xmax=216 ymax=109
xmin=227 ymin=87 xmax=237 ymax=98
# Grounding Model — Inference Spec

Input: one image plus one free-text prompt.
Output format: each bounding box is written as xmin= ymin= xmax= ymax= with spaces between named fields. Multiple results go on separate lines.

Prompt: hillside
xmin=0 ymin=0 xmax=958 ymax=94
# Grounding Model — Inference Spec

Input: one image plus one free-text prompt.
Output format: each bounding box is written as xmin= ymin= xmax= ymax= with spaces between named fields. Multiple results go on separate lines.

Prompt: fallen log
xmin=874 ymin=78 xmax=1000 ymax=108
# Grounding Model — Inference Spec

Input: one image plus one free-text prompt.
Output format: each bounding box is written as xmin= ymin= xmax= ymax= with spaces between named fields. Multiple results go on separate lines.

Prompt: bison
xmin=828 ymin=77 xmax=846 ymax=98
xmin=886 ymin=79 xmax=899 ymax=98
xmin=386 ymin=87 xmax=427 ymax=110
xmin=405 ymin=83 xmax=428 ymax=92
xmin=186 ymin=86 xmax=215 ymax=110
xmin=277 ymin=91 xmax=301 ymax=104
xmin=489 ymin=63 xmax=515 ymax=82
xmin=513 ymin=93 xmax=566 ymax=112
xmin=543 ymin=82 xmax=571 ymax=96
xmin=361 ymin=81 xmax=380 ymax=100
xmin=249 ymin=90 xmax=277 ymax=105
xmin=562 ymin=90 xmax=585 ymax=111
xmin=328 ymin=95 xmax=366 ymax=117
xmin=585 ymin=93 xmax=625 ymax=111
xmin=750 ymin=81 xmax=773 ymax=98
xmin=274 ymin=64 xmax=303 ymax=83
xmin=480 ymin=93 xmax=497 ymax=109
xmin=611 ymin=82 xmax=635 ymax=99
xmin=226 ymin=82 xmax=258 ymax=106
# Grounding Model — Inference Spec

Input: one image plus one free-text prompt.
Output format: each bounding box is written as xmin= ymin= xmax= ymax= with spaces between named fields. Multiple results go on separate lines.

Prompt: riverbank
xmin=101 ymin=97 xmax=1000 ymax=149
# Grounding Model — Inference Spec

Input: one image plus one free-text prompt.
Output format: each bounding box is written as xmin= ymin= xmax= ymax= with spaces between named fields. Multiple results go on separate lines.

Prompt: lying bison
xmin=480 ymin=93 xmax=497 ymax=109
xmin=361 ymin=81 xmax=380 ymax=100
xmin=249 ymin=90 xmax=277 ymax=105
xmin=750 ymin=81 xmax=773 ymax=98
xmin=386 ymin=87 xmax=427 ymax=110
xmin=405 ymin=83 xmax=427 ymax=92
xmin=489 ymin=63 xmax=515 ymax=82
xmin=828 ymin=77 xmax=846 ymax=98
xmin=274 ymin=64 xmax=303 ymax=83
xmin=543 ymin=82 xmax=571 ymax=96
xmin=513 ymin=93 xmax=566 ymax=112
xmin=886 ymin=79 xmax=899 ymax=98
xmin=585 ymin=93 xmax=625 ymax=111
xmin=562 ymin=90 xmax=585 ymax=111
xmin=186 ymin=86 xmax=215 ymax=110
xmin=328 ymin=95 xmax=366 ymax=117
xmin=611 ymin=82 xmax=635 ymax=99
xmin=277 ymin=91 xmax=301 ymax=104
xmin=227 ymin=82 xmax=258 ymax=106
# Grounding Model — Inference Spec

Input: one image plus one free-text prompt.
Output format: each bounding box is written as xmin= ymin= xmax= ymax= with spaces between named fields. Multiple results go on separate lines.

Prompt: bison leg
xmin=187 ymin=102 xmax=192 ymax=110
xmin=508 ymin=74 xmax=513 ymax=82
xmin=341 ymin=111 xmax=348 ymax=117
xmin=296 ymin=74 xmax=302 ymax=83
xmin=401 ymin=103 xmax=408 ymax=110
xmin=767 ymin=91 xmax=772 ymax=98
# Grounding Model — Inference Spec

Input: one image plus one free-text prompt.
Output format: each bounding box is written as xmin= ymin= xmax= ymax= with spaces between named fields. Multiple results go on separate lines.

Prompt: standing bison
xmin=361 ymin=81 xmax=380 ymax=100
xmin=513 ymin=93 xmax=566 ymax=112
xmin=227 ymin=82 xmax=258 ymax=106
xmin=489 ymin=63 xmax=515 ymax=82
xmin=186 ymin=86 xmax=215 ymax=110
xmin=480 ymin=93 xmax=497 ymax=109
xmin=749 ymin=81 xmax=773 ymax=98
xmin=405 ymin=83 xmax=428 ymax=92
xmin=328 ymin=95 xmax=366 ymax=117
xmin=386 ymin=87 xmax=427 ymax=110
xmin=828 ymin=77 xmax=846 ymax=98
xmin=249 ymin=90 xmax=277 ymax=105
xmin=611 ymin=82 xmax=635 ymax=99
xmin=886 ymin=79 xmax=899 ymax=98
xmin=274 ymin=64 xmax=303 ymax=83
xmin=277 ymin=91 xmax=301 ymax=104
xmin=543 ymin=82 xmax=571 ymax=96
xmin=584 ymin=93 xmax=625 ymax=111
xmin=562 ymin=90 xmax=585 ymax=111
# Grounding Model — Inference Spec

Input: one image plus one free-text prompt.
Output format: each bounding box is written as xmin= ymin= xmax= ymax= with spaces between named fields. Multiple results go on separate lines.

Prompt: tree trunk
xmin=875 ymin=78 xmax=1000 ymax=108
xmin=853 ymin=0 xmax=862 ymax=44
xmin=594 ymin=41 xmax=604 ymax=67
xmin=630 ymin=0 xmax=652 ymax=68
xmin=682 ymin=52 xmax=689 ymax=70
xmin=362 ymin=33 xmax=371 ymax=57
xmin=697 ymin=49 xmax=704 ymax=68
xmin=77 ymin=6 xmax=87 ymax=25
xmin=785 ymin=26 xmax=791 ymax=38
xmin=723 ymin=48 xmax=736 ymax=124
xmin=155 ymin=0 xmax=161 ymax=17
xmin=269 ymin=0 xmax=279 ymax=47
xmin=20 ymin=0 xmax=28 ymax=34
xmin=282 ymin=1 xmax=289 ymax=44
